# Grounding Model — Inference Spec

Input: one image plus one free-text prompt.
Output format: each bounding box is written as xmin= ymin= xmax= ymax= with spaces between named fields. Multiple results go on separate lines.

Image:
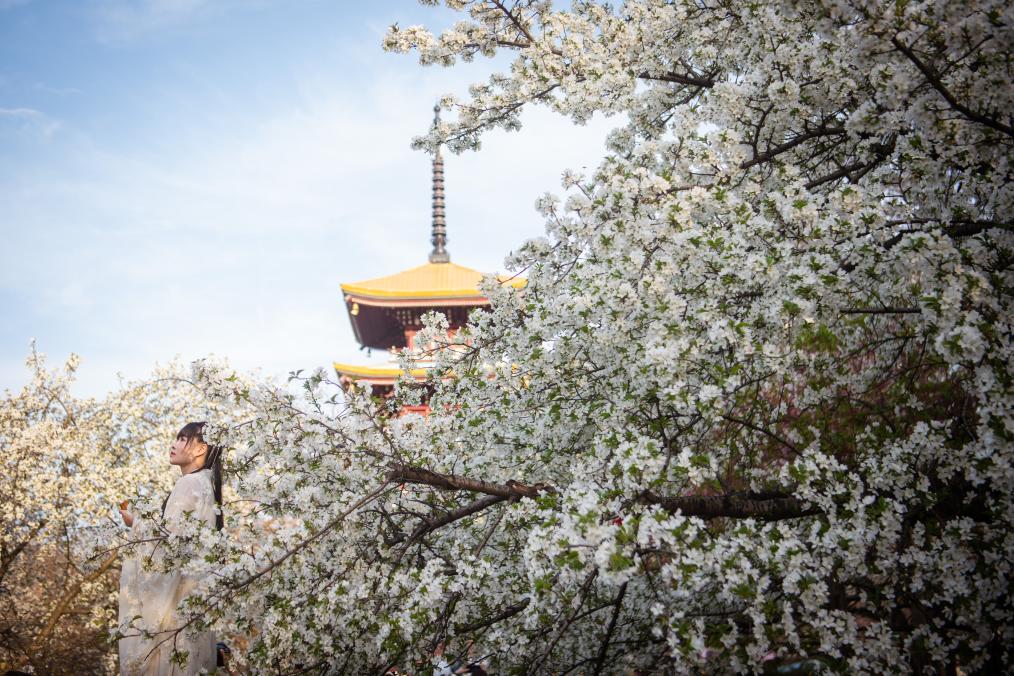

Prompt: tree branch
xmin=741 ymin=126 xmax=846 ymax=170
xmin=943 ymin=220 xmax=1012 ymax=238
xmin=721 ymin=414 xmax=799 ymax=453
xmin=0 ymin=520 xmax=47 ymax=585
xmin=387 ymin=464 xmax=551 ymax=499
xmin=592 ymin=582 xmax=628 ymax=676
xmin=638 ymin=71 xmax=715 ymax=88
xmin=456 ymin=598 xmax=530 ymax=635
xmin=227 ymin=481 xmax=394 ymax=591
xmin=388 ymin=464 xmax=816 ymax=520
xmin=637 ymin=491 xmax=816 ymax=520
xmin=490 ymin=0 xmax=535 ymax=45
xmin=892 ymin=38 xmax=1014 ymax=139
xmin=882 ymin=219 xmax=1011 ymax=249
xmin=533 ymin=569 xmax=599 ymax=671
xmin=805 ymin=155 xmax=881 ymax=190
xmin=405 ymin=494 xmax=507 ymax=543
xmin=841 ymin=307 xmax=920 ymax=315
xmin=21 ymin=551 xmax=119 ymax=667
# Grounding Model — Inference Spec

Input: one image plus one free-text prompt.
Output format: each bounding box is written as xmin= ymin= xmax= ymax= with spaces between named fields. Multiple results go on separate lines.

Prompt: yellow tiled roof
xmin=332 ymin=362 xmax=429 ymax=379
xmin=341 ymin=262 xmax=525 ymax=300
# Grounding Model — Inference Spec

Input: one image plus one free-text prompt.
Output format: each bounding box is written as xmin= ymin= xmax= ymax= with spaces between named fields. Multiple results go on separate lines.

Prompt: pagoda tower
xmin=334 ymin=107 xmax=523 ymax=411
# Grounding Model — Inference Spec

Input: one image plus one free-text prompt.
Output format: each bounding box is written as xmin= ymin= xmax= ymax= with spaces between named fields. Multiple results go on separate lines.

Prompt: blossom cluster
xmin=165 ymin=0 xmax=1014 ymax=672
xmin=8 ymin=0 xmax=1011 ymax=672
xmin=372 ymin=1 xmax=1014 ymax=671
xmin=0 ymin=347 xmax=243 ymax=672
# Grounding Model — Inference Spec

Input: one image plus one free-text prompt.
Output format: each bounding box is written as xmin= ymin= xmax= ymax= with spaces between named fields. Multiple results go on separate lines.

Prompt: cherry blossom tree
xmin=82 ymin=0 xmax=1014 ymax=672
xmin=0 ymin=347 xmax=235 ymax=673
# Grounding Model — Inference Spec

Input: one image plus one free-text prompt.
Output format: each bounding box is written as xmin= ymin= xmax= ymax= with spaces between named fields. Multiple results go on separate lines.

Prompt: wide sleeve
xmin=163 ymin=471 xmax=216 ymax=532
xmin=139 ymin=472 xmax=216 ymax=634
xmin=118 ymin=472 xmax=218 ymax=675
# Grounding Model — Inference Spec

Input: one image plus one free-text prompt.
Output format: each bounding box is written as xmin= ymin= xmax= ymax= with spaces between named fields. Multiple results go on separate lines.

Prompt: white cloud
xmin=0 ymin=107 xmax=61 ymax=138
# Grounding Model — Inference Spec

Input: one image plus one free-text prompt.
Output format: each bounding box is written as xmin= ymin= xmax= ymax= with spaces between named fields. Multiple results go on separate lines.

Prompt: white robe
xmin=118 ymin=469 xmax=217 ymax=675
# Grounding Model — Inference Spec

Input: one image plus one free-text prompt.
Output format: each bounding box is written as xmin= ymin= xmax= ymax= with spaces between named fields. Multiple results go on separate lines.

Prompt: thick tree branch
xmin=638 ymin=491 xmax=816 ymax=520
xmin=886 ymin=219 xmax=1012 ymax=247
xmin=592 ymin=582 xmax=628 ymax=676
xmin=841 ymin=307 xmax=920 ymax=315
xmin=387 ymin=464 xmax=551 ymax=499
xmin=388 ymin=464 xmax=816 ymax=520
xmin=638 ymin=71 xmax=716 ymax=88
xmin=880 ymin=219 xmax=1012 ymax=250
xmin=406 ymin=494 xmax=507 ymax=543
xmin=944 ymin=220 xmax=1012 ymax=237
xmin=892 ymin=38 xmax=1014 ymax=139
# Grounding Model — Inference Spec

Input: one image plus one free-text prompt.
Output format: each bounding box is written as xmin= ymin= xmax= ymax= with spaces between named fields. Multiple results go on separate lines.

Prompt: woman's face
xmin=169 ymin=434 xmax=206 ymax=467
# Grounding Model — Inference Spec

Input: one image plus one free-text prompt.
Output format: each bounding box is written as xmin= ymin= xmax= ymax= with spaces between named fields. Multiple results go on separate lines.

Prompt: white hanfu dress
xmin=118 ymin=468 xmax=217 ymax=675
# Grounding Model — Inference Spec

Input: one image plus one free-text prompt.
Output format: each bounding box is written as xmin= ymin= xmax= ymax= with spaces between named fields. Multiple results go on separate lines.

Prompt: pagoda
xmin=334 ymin=108 xmax=524 ymax=411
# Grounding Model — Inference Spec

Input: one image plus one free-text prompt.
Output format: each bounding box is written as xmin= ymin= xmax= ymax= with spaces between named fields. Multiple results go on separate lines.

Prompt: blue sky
xmin=0 ymin=0 xmax=614 ymax=396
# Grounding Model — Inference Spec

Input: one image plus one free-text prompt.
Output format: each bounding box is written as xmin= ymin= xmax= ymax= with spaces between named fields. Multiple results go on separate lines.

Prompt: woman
xmin=118 ymin=422 xmax=223 ymax=675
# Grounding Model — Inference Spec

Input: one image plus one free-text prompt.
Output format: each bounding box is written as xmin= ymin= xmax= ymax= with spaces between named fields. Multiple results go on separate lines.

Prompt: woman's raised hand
xmin=119 ymin=500 xmax=134 ymax=527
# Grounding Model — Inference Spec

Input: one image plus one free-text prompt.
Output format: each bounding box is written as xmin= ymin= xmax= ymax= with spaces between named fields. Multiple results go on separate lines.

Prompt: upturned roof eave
xmin=340 ymin=283 xmax=493 ymax=303
xmin=333 ymin=361 xmax=430 ymax=381
xmin=339 ymin=261 xmax=526 ymax=304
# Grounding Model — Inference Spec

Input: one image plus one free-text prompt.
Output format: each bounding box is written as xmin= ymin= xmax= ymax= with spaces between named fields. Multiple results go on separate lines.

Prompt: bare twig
xmin=20 ymin=551 xmax=119 ymax=668
xmin=741 ymin=126 xmax=846 ymax=170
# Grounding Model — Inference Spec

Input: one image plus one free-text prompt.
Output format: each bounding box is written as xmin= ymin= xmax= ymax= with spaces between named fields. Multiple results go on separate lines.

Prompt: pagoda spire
xmin=429 ymin=105 xmax=450 ymax=264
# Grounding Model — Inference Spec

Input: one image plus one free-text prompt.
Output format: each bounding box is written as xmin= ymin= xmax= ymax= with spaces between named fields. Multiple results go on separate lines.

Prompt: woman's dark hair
xmin=177 ymin=421 xmax=224 ymax=530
